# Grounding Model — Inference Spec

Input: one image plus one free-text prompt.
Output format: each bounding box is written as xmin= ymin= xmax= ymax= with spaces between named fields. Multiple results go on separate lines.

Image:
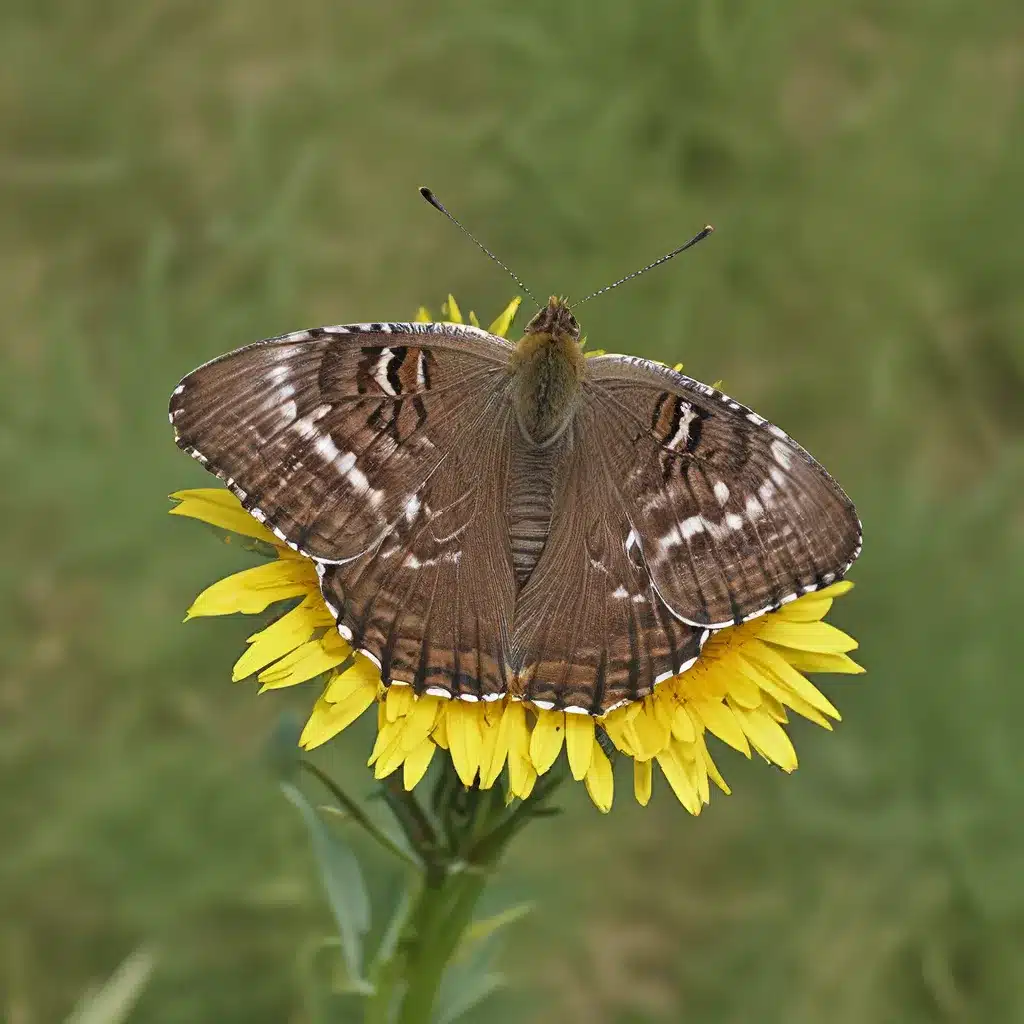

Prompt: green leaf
xmin=64 ymin=946 xmax=158 ymax=1024
xmin=281 ymin=781 xmax=371 ymax=989
xmin=434 ymin=958 xmax=504 ymax=1024
xmin=370 ymin=885 xmax=414 ymax=976
xmin=456 ymin=902 xmax=533 ymax=963
xmin=265 ymin=710 xmax=303 ymax=781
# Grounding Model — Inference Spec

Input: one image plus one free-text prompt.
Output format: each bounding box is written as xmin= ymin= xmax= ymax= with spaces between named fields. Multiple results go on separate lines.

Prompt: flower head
xmin=172 ymin=296 xmax=863 ymax=813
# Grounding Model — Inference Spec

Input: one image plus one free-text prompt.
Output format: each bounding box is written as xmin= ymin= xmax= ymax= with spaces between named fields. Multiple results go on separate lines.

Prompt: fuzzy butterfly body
xmin=170 ymin=296 xmax=861 ymax=715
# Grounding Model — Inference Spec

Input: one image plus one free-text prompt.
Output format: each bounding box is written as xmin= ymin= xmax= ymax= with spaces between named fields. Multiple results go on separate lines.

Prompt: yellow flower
xmin=172 ymin=296 xmax=863 ymax=814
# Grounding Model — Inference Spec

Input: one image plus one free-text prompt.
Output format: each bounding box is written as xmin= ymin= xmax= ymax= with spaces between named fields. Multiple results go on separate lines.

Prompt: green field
xmin=2 ymin=2 xmax=1022 ymax=1021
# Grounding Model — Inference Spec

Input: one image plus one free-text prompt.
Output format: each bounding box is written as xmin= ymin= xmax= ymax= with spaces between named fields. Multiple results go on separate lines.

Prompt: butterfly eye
xmin=568 ymin=314 xmax=579 ymax=330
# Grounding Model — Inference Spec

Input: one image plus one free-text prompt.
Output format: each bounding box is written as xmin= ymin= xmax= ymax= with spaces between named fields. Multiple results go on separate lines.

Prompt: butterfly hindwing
xmin=509 ymin=406 xmax=705 ymax=713
xmin=581 ymin=355 xmax=862 ymax=628
xmin=318 ymin=400 xmax=517 ymax=700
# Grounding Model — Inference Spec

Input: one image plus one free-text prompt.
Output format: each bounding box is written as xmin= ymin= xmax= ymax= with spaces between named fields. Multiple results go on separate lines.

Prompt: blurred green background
xmin=3 ymin=1 xmax=1023 ymax=1021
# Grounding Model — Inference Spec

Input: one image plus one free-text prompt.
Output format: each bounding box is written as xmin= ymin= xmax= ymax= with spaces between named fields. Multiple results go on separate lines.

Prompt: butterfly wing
xmin=509 ymin=403 xmax=706 ymax=715
xmin=581 ymin=355 xmax=862 ymax=628
xmin=171 ymin=321 xmax=519 ymax=698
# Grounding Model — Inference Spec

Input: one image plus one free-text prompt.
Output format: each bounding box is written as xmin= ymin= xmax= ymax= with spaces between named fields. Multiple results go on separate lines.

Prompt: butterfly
xmin=169 ymin=293 xmax=861 ymax=716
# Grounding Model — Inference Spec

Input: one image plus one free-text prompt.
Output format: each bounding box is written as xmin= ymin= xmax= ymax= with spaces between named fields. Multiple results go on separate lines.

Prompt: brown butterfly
xmin=170 ymin=196 xmax=861 ymax=716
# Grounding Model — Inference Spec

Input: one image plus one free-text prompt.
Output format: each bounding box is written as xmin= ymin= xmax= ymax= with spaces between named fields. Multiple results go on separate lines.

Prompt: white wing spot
xmin=725 ymin=513 xmax=744 ymax=531
xmin=373 ymin=348 xmax=398 ymax=396
xmin=315 ymin=435 xmax=341 ymax=462
xmin=770 ymin=439 xmax=792 ymax=469
xmin=714 ymin=481 xmax=730 ymax=504
xmin=681 ymin=516 xmax=705 ymax=540
xmin=612 ymin=585 xmax=630 ymax=599
xmin=404 ymin=493 xmax=421 ymax=521
xmin=745 ymin=496 xmax=765 ymax=520
xmin=268 ymin=365 xmax=289 ymax=385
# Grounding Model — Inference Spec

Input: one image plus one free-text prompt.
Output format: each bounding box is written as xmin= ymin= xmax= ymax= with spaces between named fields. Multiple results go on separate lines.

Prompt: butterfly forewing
xmin=583 ymin=355 xmax=862 ymax=628
xmin=171 ymin=322 xmax=520 ymax=700
xmin=170 ymin=323 xmax=513 ymax=562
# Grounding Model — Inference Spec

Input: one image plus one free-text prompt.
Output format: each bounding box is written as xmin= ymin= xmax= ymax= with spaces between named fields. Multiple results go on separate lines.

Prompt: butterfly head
xmin=524 ymin=296 xmax=581 ymax=346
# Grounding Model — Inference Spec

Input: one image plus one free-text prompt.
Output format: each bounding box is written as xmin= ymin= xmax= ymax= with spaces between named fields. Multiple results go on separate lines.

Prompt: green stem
xmin=395 ymin=869 xmax=489 ymax=1024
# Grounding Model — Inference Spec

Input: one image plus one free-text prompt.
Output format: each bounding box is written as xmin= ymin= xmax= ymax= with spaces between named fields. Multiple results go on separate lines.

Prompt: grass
xmin=1 ymin=1 xmax=1022 ymax=1021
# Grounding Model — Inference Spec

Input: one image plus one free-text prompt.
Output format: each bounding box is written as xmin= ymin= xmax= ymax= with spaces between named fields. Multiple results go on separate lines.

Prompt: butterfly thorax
xmin=510 ymin=296 xmax=587 ymax=446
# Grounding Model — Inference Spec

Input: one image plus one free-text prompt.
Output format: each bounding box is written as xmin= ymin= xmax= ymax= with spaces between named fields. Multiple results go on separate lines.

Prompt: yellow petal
xmin=368 ymin=718 xmax=404 ymax=767
xmin=232 ymin=594 xmax=333 ymax=681
xmin=723 ymin=669 xmax=763 ymax=709
xmin=479 ymin=703 xmax=512 ymax=789
xmin=564 ymin=713 xmax=595 ymax=781
xmin=782 ymin=650 xmax=865 ymax=675
xmin=414 ymin=306 xmax=432 ymax=322
xmin=584 ymin=740 xmax=614 ymax=813
xmin=324 ymin=655 xmax=381 ymax=702
xmin=468 ymin=310 xmax=481 ymax=328
xmin=386 ymin=683 xmax=415 ymax=722
xmin=775 ymin=595 xmax=834 ymax=622
xmin=399 ymin=695 xmax=442 ymax=752
xmin=431 ymin=712 xmax=449 ymax=750
xmin=623 ymin=701 xmax=671 ymax=760
xmin=487 ymin=297 xmax=521 ymax=338
xmin=373 ymin=731 xmax=410 ymax=779
xmin=655 ymin=746 xmax=701 ymax=815
xmin=689 ymin=741 xmax=710 ymax=804
xmin=815 ymin=580 xmax=854 ymax=599
xmin=257 ymin=633 xmax=351 ymax=690
xmin=756 ymin=619 xmax=858 ymax=654
xmin=694 ymin=733 xmax=731 ymax=795
xmin=442 ymin=294 xmax=463 ymax=323
xmin=446 ymin=701 xmax=483 ymax=787
xmin=689 ymin=700 xmax=751 ymax=756
xmin=633 ymin=758 xmax=653 ymax=806
xmin=529 ymin=710 xmax=566 ymax=773
xmin=732 ymin=707 xmax=798 ymax=771
xmin=299 ymin=682 xmax=376 ymax=749
xmin=599 ymin=707 xmax=637 ymax=756
xmin=672 ymin=362 xmax=684 ymax=372
xmin=671 ymin=703 xmax=697 ymax=743
xmin=504 ymin=702 xmax=537 ymax=799
xmin=403 ymin=738 xmax=436 ymax=789
xmin=740 ymin=643 xmax=841 ymax=719
xmin=186 ymin=559 xmax=316 ymax=618
xmin=170 ymin=488 xmax=280 ymax=546
xmin=758 ymin=692 xmax=789 ymax=723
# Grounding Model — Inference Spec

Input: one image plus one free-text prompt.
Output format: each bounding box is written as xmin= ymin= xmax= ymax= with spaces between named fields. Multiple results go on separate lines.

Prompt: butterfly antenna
xmin=571 ymin=225 xmax=714 ymax=308
xmin=419 ymin=187 xmax=538 ymax=306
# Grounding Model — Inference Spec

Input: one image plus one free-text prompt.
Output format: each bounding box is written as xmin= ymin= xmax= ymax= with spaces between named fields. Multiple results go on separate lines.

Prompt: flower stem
xmin=395 ymin=869 xmax=488 ymax=1024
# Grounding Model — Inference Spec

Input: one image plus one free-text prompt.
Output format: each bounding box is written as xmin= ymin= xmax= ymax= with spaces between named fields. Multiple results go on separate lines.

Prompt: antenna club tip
xmin=704 ymin=224 xmax=715 ymax=234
